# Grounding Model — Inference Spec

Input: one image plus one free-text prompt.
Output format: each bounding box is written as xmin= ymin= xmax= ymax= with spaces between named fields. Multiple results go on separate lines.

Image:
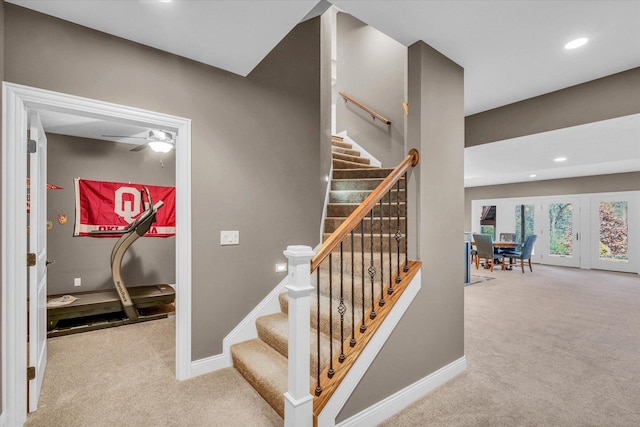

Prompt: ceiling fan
xmin=102 ymin=129 xmax=175 ymax=153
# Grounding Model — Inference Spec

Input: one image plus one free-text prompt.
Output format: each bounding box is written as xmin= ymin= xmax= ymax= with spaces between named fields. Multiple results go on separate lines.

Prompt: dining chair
xmin=503 ymin=234 xmax=538 ymax=273
xmin=472 ymin=233 xmax=504 ymax=272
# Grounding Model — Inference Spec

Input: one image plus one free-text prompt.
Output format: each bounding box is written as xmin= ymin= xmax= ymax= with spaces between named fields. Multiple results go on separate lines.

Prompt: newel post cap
xmin=283 ymin=245 xmax=315 ymax=260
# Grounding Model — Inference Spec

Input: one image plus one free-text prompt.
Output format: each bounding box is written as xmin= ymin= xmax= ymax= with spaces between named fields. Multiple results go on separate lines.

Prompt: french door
xmin=590 ymin=194 xmax=638 ymax=273
xmin=538 ymin=198 xmax=581 ymax=267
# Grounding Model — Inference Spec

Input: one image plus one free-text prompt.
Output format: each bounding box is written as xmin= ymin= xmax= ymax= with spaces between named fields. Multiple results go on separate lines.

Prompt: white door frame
xmin=2 ymin=82 xmax=193 ymax=426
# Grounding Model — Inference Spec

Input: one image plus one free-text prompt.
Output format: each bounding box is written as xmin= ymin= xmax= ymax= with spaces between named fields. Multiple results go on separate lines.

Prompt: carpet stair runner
xmin=231 ymin=135 xmax=407 ymax=419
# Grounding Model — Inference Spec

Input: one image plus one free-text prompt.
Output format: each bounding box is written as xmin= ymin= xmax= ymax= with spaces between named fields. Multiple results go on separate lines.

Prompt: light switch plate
xmin=220 ymin=230 xmax=239 ymax=245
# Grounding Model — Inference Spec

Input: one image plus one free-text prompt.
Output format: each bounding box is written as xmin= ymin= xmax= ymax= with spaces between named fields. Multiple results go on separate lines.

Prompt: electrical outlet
xmin=74 ymin=277 xmax=81 ymax=287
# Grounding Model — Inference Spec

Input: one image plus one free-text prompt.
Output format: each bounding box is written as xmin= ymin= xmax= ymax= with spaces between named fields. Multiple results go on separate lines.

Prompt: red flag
xmin=74 ymin=178 xmax=175 ymax=237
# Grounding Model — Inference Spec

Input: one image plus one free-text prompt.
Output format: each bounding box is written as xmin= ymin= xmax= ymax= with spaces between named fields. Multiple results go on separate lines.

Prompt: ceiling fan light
xmin=149 ymin=129 xmax=173 ymax=142
xmin=148 ymin=141 xmax=173 ymax=153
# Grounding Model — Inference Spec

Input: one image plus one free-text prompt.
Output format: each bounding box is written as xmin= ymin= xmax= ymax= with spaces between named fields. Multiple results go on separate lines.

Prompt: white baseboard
xmin=336 ymin=355 xmax=467 ymax=427
xmin=0 ymin=411 xmax=5 ymax=427
xmin=336 ymin=131 xmax=382 ymax=167
xmin=189 ymin=353 xmax=228 ymax=378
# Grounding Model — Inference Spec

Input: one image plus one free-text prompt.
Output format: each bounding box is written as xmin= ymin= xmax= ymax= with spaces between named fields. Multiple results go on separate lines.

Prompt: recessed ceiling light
xmin=159 ymin=0 xmax=172 ymax=3
xmin=564 ymin=38 xmax=588 ymax=50
xmin=554 ymin=157 xmax=567 ymax=162
xmin=529 ymin=174 xmax=537 ymax=178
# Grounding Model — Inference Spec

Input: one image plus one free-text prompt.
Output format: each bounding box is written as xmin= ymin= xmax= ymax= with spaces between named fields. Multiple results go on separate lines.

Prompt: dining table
xmin=492 ymin=241 xmax=519 ymax=249
xmin=471 ymin=240 xmax=520 ymax=270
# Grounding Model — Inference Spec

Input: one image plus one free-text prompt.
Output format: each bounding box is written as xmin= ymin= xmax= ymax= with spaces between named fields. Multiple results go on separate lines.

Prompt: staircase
xmin=230 ymin=136 xmax=408 ymax=420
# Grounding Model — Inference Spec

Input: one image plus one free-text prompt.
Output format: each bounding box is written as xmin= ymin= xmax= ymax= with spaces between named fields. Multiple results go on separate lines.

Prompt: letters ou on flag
xmin=74 ymin=178 xmax=176 ymax=237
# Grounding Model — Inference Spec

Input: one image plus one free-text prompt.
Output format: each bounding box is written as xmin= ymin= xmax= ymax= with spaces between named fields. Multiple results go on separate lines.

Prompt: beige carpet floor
xmin=25 ymin=315 xmax=282 ymax=427
xmin=26 ymin=264 xmax=640 ymax=426
xmin=382 ymin=264 xmax=640 ymax=426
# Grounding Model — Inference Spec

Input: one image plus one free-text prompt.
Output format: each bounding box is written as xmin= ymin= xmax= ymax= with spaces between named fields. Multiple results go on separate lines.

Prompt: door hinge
xmin=27 ymin=139 xmax=37 ymax=154
xmin=27 ymin=253 xmax=36 ymax=267
xmin=27 ymin=366 xmax=36 ymax=381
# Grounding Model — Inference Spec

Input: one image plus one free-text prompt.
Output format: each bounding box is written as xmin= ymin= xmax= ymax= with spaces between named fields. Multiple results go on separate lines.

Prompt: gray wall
xmin=466 ymin=67 xmax=640 ymax=147
xmin=465 ymin=172 xmax=640 ymax=230
xmin=46 ymin=133 xmax=176 ymax=294
xmin=5 ymin=4 xmax=322 ymax=360
xmin=0 ymin=0 xmax=4 ymax=414
xmin=335 ymin=13 xmax=406 ymax=166
xmin=339 ymin=40 xmax=465 ymax=421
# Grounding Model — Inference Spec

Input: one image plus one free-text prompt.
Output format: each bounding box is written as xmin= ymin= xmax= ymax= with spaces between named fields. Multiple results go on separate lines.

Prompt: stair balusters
xmin=289 ymin=148 xmax=418 ymax=419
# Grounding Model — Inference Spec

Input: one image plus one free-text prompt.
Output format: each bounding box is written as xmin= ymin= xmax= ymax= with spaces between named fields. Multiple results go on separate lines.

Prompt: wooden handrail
xmin=339 ymin=91 xmax=392 ymax=125
xmin=310 ymin=149 xmax=419 ymax=272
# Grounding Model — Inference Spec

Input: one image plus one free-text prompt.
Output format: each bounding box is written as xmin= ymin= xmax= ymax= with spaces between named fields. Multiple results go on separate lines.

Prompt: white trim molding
xmin=0 ymin=410 xmax=7 ymax=427
xmin=2 ymin=83 xmax=193 ymax=424
xmin=317 ymin=268 xmax=423 ymax=426
xmin=336 ymin=356 xmax=468 ymax=427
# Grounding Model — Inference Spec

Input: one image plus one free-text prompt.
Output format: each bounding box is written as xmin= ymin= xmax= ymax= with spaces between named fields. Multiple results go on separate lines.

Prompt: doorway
xmin=2 ymin=83 xmax=193 ymax=426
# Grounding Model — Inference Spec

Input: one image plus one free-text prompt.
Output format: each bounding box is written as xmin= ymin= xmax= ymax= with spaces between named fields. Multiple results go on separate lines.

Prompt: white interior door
xmin=27 ymin=110 xmax=48 ymax=412
xmin=538 ymin=198 xmax=581 ymax=267
xmin=590 ymin=194 xmax=639 ymax=273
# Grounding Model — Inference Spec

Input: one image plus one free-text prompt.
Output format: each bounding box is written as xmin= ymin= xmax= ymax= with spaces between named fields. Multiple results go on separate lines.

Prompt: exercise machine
xmin=47 ymin=187 xmax=175 ymax=337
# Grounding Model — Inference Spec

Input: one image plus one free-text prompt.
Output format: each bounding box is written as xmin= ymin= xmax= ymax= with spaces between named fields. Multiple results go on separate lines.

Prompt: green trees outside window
xmin=599 ymin=201 xmax=628 ymax=262
xmin=549 ymin=203 xmax=573 ymax=256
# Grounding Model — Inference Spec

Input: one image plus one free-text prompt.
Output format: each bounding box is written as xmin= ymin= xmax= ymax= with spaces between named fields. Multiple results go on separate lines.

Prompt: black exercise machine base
xmin=47 ymin=311 xmax=171 ymax=338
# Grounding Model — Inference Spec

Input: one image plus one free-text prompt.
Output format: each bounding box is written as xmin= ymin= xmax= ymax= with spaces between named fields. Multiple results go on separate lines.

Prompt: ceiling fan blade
xmin=130 ymin=142 xmax=149 ymax=152
xmin=102 ymin=134 xmax=148 ymax=140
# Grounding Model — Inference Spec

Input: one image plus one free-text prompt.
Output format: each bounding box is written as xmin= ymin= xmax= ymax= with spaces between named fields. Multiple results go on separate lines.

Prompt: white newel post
xmin=283 ymin=245 xmax=315 ymax=427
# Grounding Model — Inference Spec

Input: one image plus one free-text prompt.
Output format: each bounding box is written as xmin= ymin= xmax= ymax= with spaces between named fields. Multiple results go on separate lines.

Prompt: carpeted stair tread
xmin=327 ymin=202 xmax=406 ymax=217
xmin=333 ymin=168 xmax=396 ymax=179
xmin=329 ymin=189 xmax=405 ymax=204
xmin=331 ymin=146 xmax=361 ymax=157
xmin=324 ymin=216 xmax=406 ymax=233
xmin=279 ymin=292 xmax=358 ymax=338
xmin=318 ymin=251 xmax=402 ymax=284
xmin=333 ymin=158 xmax=376 ymax=169
xmin=331 ymin=152 xmax=371 ymax=165
xmin=231 ymin=338 xmax=291 ymax=418
xmin=331 ymin=135 xmax=352 ymax=150
xmin=323 ymin=233 xmax=407 ymax=252
xmin=331 ymin=140 xmax=352 ymax=150
xmin=331 ymin=178 xmax=405 ymax=191
xmin=255 ymin=312 xmax=340 ymax=379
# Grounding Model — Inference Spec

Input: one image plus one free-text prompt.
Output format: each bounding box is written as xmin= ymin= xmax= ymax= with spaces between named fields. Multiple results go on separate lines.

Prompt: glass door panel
xmin=515 ymin=204 xmax=535 ymax=243
xmin=549 ymin=202 xmax=574 ymax=257
xmin=540 ymin=199 xmax=580 ymax=267
xmin=591 ymin=196 xmax=638 ymax=273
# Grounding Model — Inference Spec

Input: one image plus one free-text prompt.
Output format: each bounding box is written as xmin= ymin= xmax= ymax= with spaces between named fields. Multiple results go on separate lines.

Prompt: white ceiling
xmin=9 ymin=0 xmax=640 ymax=184
xmin=37 ymin=110 xmax=152 ymax=144
xmin=465 ymin=114 xmax=640 ymax=187
xmin=10 ymin=0 xmax=640 ymax=115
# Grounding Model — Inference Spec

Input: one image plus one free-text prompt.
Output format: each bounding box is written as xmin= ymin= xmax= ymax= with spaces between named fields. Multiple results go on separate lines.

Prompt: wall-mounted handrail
xmin=311 ymin=149 xmax=419 ymax=272
xmin=339 ymin=91 xmax=392 ymax=125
